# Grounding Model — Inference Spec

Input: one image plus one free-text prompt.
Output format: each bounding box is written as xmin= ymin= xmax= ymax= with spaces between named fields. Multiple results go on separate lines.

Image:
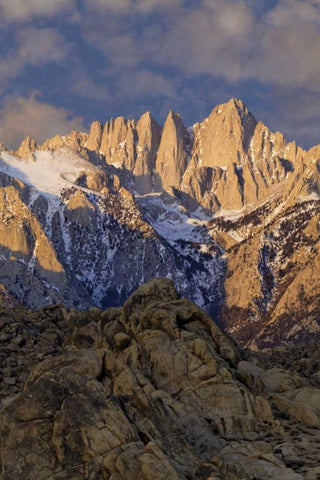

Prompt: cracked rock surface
xmin=0 ymin=279 xmax=319 ymax=479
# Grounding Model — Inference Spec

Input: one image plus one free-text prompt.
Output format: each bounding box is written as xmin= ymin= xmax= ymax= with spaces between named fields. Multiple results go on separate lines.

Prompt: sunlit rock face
xmin=134 ymin=111 xmax=162 ymax=194
xmin=154 ymin=110 xmax=191 ymax=192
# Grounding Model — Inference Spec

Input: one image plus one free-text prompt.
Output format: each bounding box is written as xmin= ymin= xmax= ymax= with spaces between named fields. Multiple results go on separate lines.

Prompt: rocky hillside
xmin=211 ymin=199 xmax=320 ymax=348
xmin=0 ymin=98 xmax=319 ymax=347
xmin=1 ymin=279 xmax=320 ymax=480
xmin=0 ymin=149 xmax=225 ymax=316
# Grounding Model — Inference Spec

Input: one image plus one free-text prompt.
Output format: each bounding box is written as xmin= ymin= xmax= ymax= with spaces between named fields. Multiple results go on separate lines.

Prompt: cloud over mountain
xmin=0 ymin=92 xmax=85 ymax=149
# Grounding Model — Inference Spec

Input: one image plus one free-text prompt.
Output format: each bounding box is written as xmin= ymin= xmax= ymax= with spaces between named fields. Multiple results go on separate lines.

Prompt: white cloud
xmin=135 ymin=0 xmax=182 ymax=13
xmin=114 ymin=0 xmax=252 ymax=88
xmin=88 ymin=0 xmax=131 ymax=11
xmin=70 ymin=69 xmax=112 ymax=101
xmin=103 ymin=33 xmax=143 ymax=68
xmin=82 ymin=0 xmax=255 ymax=84
xmin=86 ymin=0 xmax=181 ymax=13
xmin=143 ymin=0 xmax=320 ymax=91
xmin=266 ymin=0 xmax=320 ymax=27
xmin=118 ymin=70 xmax=176 ymax=98
xmin=17 ymin=27 xmax=69 ymax=64
xmin=248 ymin=24 xmax=320 ymax=90
xmin=0 ymin=0 xmax=73 ymax=21
xmin=0 ymin=27 xmax=70 ymax=86
xmin=0 ymin=92 xmax=85 ymax=149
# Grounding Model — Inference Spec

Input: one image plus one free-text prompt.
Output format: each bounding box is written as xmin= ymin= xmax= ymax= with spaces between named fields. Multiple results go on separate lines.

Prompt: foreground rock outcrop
xmin=1 ymin=279 xmax=319 ymax=479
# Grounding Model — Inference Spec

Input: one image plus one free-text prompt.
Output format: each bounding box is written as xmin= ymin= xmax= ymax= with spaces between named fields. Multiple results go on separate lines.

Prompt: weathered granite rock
xmin=272 ymin=394 xmax=320 ymax=427
xmin=215 ymin=441 xmax=304 ymax=480
xmin=0 ymin=279 xmax=274 ymax=480
xmin=260 ymin=368 xmax=308 ymax=394
xmin=1 ymin=279 xmax=320 ymax=479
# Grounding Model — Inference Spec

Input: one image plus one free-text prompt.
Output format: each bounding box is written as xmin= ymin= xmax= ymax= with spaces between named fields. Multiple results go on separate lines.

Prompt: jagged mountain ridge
xmin=14 ymin=98 xmax=317 ymax=213
xmin=0 ymin=97 xmax=320 ymax=347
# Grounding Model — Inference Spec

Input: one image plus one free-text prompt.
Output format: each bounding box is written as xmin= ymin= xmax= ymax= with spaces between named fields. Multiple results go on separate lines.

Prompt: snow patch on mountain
xmin=0 ymin=149 xmax=100 ymax=196
xmin=136 ymin=193 xmax=211 ymax=242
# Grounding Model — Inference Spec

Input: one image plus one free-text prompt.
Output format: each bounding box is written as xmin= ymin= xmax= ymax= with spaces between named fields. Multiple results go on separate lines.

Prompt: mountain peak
xmin=155 ymin=110 xmax=188 ymax=191
xmin=166 ymin=109 xmax=182 ymax=122
xmin=85 ymin=120 xmax=103 ymax=152
xmin=193 ymin=98 xmax=256 ymax=171
xmin=213 ymin=97 xmax=253 ymax=119
xmin=227 ymin=97 xmax=247 ymax=110
xmin=138 ymin=110 xmax=159 ymax=129
xmin=16 ymin=136 xmax=37 ymax=160
xmin=139 ymin=110 xmax=152 ymax=120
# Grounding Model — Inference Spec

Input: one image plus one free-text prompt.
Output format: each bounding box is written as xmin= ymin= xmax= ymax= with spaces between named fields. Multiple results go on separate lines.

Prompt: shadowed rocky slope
xmin=1 ymin=279 xmax=320 ymax=479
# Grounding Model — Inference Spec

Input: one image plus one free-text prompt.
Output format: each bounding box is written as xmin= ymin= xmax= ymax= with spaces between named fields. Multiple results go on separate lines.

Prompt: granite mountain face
xmin=0 ymin=98 xmax=319 ymax=347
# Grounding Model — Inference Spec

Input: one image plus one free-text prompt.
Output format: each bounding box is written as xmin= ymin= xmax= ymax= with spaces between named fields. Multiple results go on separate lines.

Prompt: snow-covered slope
xmin=0 ymin=149 xmax=100 ymax=195
xmin=0 ymin=148 xmax=226 ymax=316
xmin=136 ymin=193 xmax=212 ymax=242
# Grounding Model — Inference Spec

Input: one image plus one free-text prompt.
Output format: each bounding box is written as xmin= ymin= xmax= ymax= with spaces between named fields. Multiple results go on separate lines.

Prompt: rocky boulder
xmin=1 ymin=279 xmax=319 ymax=480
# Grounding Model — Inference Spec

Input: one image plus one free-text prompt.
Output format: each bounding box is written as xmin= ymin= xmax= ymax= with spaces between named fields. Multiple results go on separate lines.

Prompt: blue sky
xmin=0 ymin=0 xmax=320 ymax=149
